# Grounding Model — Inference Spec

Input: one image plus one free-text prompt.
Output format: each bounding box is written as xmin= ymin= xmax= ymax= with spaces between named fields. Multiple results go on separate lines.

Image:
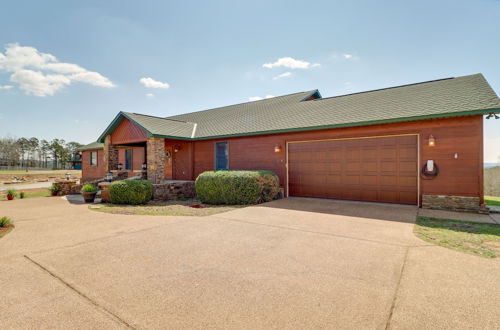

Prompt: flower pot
xmin=51 ymin=190 xmax=59 ymax=196
xmin=81 ymin=191 xmax=97 ymax=203
xmin=7 ymin=194 xmax=14 ymax=200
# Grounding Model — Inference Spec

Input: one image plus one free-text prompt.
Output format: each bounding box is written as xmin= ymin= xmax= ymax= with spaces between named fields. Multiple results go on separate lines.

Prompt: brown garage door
xmin=288 ymin=135 xmax=418 ymax=205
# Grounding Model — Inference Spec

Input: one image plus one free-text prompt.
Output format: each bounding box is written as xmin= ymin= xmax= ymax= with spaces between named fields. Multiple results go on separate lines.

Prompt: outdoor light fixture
xmin=142 ymin=163 xmax=147 ymax=170
xmin=65 ymin=172 xmax=71 ymax=180
xmin=106 ymin=172 xmax=113 ymax=182
xmin=117 ymin=163 xmax=123 ymax=170
xmin=428 ymin=134 xmax=436 ymax=147
xmin=174 ymin=145 xmax=180 ymax=153
xmin=274 ymin=145 xmax=282 ymax=153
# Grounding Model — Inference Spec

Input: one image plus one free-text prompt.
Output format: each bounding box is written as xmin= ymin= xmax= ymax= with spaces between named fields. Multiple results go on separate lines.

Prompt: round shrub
xmin=195 ymin=170 xmax=280 ymax=205
xmin=109 ymin=179 xmax=153 ymax=205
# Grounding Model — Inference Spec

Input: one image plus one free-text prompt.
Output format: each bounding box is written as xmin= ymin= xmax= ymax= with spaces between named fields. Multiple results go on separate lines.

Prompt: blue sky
xmin=1 ymin=0 xmax=499 ymax=162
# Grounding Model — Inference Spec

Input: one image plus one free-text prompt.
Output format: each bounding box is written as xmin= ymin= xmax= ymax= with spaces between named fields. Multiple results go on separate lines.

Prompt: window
xmin=215 ymin=141 xmax=229 ymax=170
xmin=125 ymin=149 xmax=133 ymax=171
xmin=90 ymin=151 xmax=97 ymax=166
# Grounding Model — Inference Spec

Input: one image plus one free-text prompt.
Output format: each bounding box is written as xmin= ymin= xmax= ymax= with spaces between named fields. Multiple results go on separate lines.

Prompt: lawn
xmin=1 ymin=188 xmax=51 ymax=200
xmin=485 ymin=196 xmax=500 ymax=207
xmin=415 ymin=216 xmax=500 ymax=258
xmin=90 ymin=199 xmax=243 ymax=216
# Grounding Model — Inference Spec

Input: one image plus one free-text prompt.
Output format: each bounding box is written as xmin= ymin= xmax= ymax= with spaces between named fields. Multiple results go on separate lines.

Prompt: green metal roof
xmin=77 ymin=141 xmax=104 ymax=151
xmin=98 ymin=74 xmax=500 ymax=142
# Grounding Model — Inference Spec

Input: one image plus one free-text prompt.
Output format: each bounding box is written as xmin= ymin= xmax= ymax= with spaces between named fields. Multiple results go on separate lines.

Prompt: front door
xmin=165 ymin=145 xmax=173 ymax=180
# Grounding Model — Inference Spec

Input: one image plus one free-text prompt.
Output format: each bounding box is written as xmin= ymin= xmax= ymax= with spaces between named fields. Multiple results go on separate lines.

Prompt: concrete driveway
xmin=0 ymin=197 xmax=498 ymax=329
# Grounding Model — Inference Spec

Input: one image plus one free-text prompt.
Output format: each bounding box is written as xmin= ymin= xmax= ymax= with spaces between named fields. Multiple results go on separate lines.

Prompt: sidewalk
xmin=418 ymin=208 xmax=500 ymax=224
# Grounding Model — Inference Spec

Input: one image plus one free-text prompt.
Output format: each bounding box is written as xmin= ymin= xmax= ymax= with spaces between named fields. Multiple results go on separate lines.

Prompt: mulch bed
xmin=0 ymin=224 xmax=14 ymax=238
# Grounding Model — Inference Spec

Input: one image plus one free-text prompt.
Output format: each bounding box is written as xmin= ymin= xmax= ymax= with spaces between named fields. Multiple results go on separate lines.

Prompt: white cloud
xmin=263 ymin=57 xmax=316 ymax=69
xmin=273 ymin=72 xmax=292 ymax=80
xmin=0 ymin=43 xmax=114 ymax=96
xmin=484 ymin=137 xmax=500 ymax=163
xmin=248 ymin=95 xmax=275 ymax=102
xmin=311 ymin=63 xmax=321 ymax=68
xmin=146 ymin=93 xmax=154 ymax=98
xmin=0 ymin=84 xmax=13 ymax=89
xmin=330 ymin=52 xmax=360 ymax=61
xmin=10 ymin=70 xmax=71 ymax=97
xmin=139 ymin=77 xmax=169 ymax=89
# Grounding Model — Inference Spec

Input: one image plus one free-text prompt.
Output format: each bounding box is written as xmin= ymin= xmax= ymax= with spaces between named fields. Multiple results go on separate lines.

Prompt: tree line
xmin=0 ymin=136 xmax=83 ymax=169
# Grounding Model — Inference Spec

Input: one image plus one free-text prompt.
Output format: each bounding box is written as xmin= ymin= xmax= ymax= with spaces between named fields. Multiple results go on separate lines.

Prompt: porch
xmin=103 ymin=133 xmax=194 ymax=184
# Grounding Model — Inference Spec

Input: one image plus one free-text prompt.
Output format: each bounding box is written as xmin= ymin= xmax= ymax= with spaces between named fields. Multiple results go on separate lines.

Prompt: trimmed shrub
xmin=109 ymin=180 xmax=153 ymax=205
xmin=195 ymin=170 xmax=280 ymax=205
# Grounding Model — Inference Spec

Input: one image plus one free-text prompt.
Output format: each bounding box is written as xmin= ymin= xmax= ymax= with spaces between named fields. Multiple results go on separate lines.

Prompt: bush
xmin=49 ymin=184 xmax=61 ymax=192
xmin=0 ymin=216 xmax=11 ymax=227
xmin=81 ymin=184 xmax=99 ymax=193
xmin=195 ymin=170 xmax=280 ymax=205
xmin=109 ymin=180 xmax=153 ymax=205
xmin=19 ymin=192 xmax=25 ymax=199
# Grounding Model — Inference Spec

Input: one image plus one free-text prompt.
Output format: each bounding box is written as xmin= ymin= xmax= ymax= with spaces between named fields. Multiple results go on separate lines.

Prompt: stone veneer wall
xmin=152 ymin=181 xmax=195 ymax=200
xmin=147 ymin=137 xmax=165 ymax=184
xmin=103 ymin=135 xmax=119 ymax=173
xmin=421 ymin=194 xmax=481 ymax=213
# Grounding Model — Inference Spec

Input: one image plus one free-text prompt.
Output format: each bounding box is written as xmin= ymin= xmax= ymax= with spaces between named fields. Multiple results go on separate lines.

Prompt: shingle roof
xmin=124 ymin=112 xmax=196 ymax=139
xmin=77 ymin=141 xmax=104 ymax=151
xmin=99 ymin=74 xmax=500 ymax=141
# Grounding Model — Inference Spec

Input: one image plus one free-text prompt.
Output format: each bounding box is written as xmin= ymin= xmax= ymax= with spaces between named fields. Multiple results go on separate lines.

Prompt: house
xmin=78 ymin=73 xmax=500 ymax=210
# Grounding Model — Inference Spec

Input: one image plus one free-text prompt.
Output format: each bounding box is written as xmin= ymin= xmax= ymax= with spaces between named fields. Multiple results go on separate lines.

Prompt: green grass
xmin=415 ymin=217 xmax=500 ymax=258
xmin=485 ymin=196 xmax=500 ymax=207
xmin=1 ymin=188 xmax=51 ymax=200
xmin=90 ymin=200 xmax=243 ymax=217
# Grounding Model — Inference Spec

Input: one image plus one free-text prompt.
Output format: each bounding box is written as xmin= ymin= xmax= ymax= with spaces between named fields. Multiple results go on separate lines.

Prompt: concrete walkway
xmin=0 ymin=197 xmax=498 ymax=329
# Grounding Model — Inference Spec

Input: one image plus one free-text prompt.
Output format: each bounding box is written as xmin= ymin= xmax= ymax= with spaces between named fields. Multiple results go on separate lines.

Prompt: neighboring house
xmin=78 ymin=73 xmax=500 ymax=208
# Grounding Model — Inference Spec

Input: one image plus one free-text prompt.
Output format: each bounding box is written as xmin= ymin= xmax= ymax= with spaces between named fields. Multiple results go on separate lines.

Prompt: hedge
xmin=195 ymin=170 xmax=280 ymax=205
xmin=109 ymin=179 xmax=153 ymax=205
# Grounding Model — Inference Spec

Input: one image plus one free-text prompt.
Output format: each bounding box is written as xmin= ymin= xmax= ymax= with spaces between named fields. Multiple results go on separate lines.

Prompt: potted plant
xmin=6 ymin=189 xmax=17 ymax=200
xmin=81 ymin=184 xmax=99 ymax=203
xmin=49 ymin=184 xmax=61 ymax=196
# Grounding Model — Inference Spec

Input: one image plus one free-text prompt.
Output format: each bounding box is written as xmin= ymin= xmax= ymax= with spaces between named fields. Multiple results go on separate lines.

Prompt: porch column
xmin=103 ymin=135 xmax=118 ymax=173
xmin=147 ymin=137 xmax=165 ymax=184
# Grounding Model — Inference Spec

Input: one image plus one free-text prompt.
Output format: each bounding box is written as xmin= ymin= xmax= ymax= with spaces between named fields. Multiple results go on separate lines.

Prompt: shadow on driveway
xmin=260 ymin=197 xmax=418 ymax=223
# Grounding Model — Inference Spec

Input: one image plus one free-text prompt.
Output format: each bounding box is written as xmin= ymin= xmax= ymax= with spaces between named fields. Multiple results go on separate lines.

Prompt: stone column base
xmin=421 ymin=194 xmax=485 ymax=213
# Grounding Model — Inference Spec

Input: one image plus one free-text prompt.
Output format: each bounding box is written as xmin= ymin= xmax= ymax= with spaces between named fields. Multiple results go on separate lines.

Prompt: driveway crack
xmin=23 ymin=254 xmax=136 ymax=330
xmin=384 ymin=246 xmax=410 ymax=330
xmin=214 ymin=216 xmax=409 ymax=247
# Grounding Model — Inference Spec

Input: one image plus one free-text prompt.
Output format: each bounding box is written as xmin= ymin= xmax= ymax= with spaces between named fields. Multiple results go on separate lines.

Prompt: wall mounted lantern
xmin=142 ymin=163 xmax=147 ymax=170
xmin=274 ymin=145 xmax=282 ymax=153
xmin=117 ymin=163 xmax=123 ymax=170
xmin=173 ymin=145 xmax=180 ymax=153
xmin=428 ymin=134 xmax=436 ymax=147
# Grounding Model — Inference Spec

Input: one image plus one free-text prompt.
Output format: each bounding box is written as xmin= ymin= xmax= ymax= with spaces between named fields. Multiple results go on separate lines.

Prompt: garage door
xmin=287 ymin=135 xmax=418 ymax=205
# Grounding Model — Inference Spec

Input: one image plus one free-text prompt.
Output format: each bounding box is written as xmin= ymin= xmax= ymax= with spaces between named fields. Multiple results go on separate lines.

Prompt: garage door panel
xmin=288 ymin=135 xmax=418 ymax=205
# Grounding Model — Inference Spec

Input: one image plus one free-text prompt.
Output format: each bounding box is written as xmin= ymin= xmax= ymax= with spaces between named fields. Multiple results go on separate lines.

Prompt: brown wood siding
xmin=288 ymin=135 xmax=418 ymax=204
xmin=81 ymin=149 xmax=105 ymax=180
xmin=111 ymin=118 xmax=148 ymax=145
xmin=190 ymin=116 xmax=483 ymax=204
